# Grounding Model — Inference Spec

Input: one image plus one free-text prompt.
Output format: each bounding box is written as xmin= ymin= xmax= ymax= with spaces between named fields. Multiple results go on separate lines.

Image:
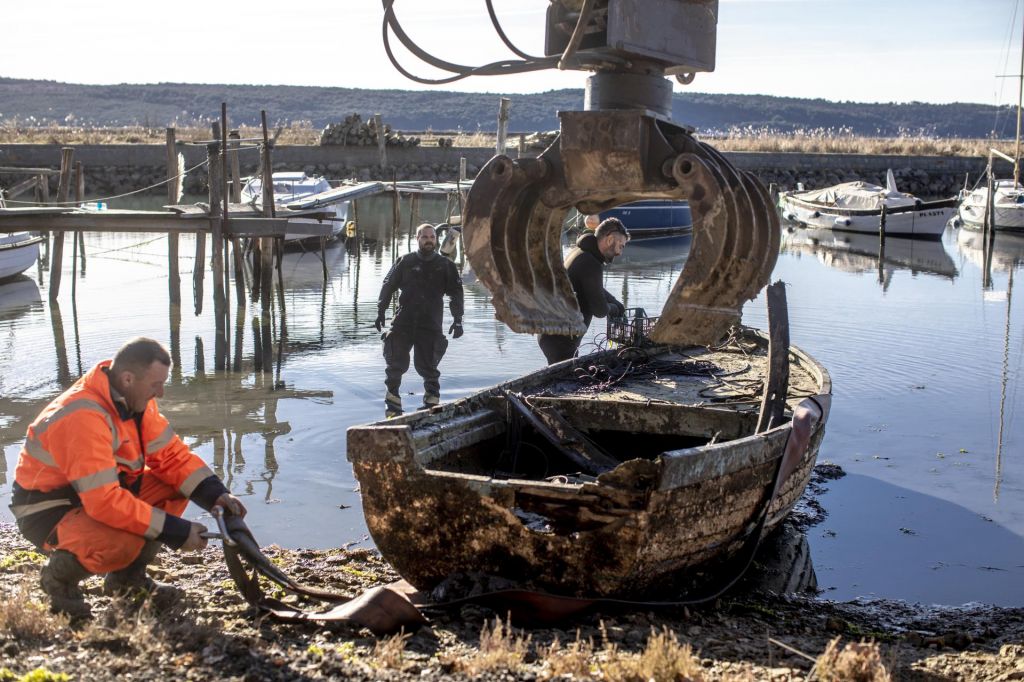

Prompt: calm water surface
xmin=1 ymin=196 xmax=1022 ymax=607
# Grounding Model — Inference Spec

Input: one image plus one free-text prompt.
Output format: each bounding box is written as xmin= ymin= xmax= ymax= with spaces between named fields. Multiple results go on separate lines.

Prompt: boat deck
xmin=539 ymin=341 xmax=822 ymax=411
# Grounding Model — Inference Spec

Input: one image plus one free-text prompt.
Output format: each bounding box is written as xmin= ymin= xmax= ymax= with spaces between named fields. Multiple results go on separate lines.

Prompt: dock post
xmin=165 ymin=128 xmax=181 ymax=305
xmin=983 ymin=171 xmax=997 ymax=289
xmin=259 ymin=111 xmax=276 ymax=374
xmin=207 ymin=137 xmax=227 ymax=372
xmin=496 ymin=97 xmax=511 ymax=156
xmin=374 ymin=113 xmax=388 ymax=169
xmin=74 ymin=162 xmax=86 ymax=273
xmin=518 ymin=133 xmax=526 ymax=158
xmin=877 ymin=203 xmax=887 ymax=285
xmin=227 ymin=128 xmax=247 ymax=304
xmin=71 ymin=161 xmax=83 ymax=299
xmin=459 ymin=157 xmax=467 ymax=183
xmin=48 ymin=147 xmax=75 ymax=302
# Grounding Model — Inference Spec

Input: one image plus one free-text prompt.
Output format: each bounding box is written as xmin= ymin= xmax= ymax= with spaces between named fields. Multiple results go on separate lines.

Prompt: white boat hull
xmin=0 ymin=233 xmax=42 ymax=281
xmin=956 ymin=180 xmax=1024 ymax=232
xmin=780 ymin=196 xmax=954 ymax=238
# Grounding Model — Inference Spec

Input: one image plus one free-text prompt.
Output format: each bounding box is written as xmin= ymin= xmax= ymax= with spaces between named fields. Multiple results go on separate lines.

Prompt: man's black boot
xmin=103 ymin=541 xmax=183 ymax=608
xmin=40 ymin=550 xmax=93 ymax=618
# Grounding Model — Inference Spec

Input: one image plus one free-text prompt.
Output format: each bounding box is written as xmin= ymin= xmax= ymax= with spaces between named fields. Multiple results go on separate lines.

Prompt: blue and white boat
xmin=583 ymin=200 xmax=693 ymax=240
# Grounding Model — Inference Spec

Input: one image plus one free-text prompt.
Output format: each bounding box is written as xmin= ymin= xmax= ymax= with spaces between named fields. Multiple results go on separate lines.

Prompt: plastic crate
xmin=606 ymin=307 xmax=659 ymax=347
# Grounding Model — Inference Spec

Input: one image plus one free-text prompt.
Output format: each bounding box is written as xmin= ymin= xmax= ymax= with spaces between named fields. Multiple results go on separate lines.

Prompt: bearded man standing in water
xmin=375 ymin=223 xmax=466 ymax=417
xmin=9 ymin=336 xmax=245 ymax=617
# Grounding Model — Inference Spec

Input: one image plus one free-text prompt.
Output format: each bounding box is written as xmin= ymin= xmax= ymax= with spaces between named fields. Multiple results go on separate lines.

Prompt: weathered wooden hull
xmin=347 ymin=331 xmax=831 ymax=598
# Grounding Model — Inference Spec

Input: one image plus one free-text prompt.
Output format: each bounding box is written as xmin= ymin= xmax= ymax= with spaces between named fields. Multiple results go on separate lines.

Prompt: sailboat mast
xmin=1016 ymin=5 xmax=1023 ymax=188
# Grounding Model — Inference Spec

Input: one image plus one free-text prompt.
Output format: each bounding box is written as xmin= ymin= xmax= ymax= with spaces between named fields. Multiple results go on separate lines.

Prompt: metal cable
xmin=485 ymin=0 xmax=542 ymax=60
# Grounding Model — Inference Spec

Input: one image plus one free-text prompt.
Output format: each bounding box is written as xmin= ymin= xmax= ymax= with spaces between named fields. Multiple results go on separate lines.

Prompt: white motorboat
xmin=957 ymin=180 xmax=1024 ymax=232
xmin=0 ymin=232 xmax=44 ymax=282
xmin=779 ymin=170 xmax=956 ymax=240
xmin=240 ymin=172 xmax=351 ymax=244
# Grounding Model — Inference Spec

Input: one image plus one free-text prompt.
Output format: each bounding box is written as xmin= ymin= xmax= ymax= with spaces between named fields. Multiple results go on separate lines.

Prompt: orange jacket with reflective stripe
xmin=12 ymin=360 xmax=217 ymax=545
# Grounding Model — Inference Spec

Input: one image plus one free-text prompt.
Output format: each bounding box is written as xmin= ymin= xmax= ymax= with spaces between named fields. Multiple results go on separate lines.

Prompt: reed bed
xmin=0 ymin=119 xmax=1015 ymax=157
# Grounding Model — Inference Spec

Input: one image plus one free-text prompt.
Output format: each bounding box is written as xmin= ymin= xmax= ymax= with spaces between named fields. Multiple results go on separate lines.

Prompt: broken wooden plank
xmin=755 ymin=281 xmax=790 ymax=433
xmin=504 ymin=391 xmax=617 ymax=476
xmin=530 ymin=403 xmax=621 ymax=473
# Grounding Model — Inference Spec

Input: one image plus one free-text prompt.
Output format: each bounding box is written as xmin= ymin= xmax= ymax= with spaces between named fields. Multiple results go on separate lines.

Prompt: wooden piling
xmin=166 ymin=128 xmax=181 ymax=305
xmin=459 ymin=157 xmax=467 ymax=183
xmin=71 ymin=161 xmax=82 ymax=299
xmin=496 ymin=97 xmax=511 ymax=156
xmin=374 ymin=113 xmax=388 ymax=169
xmin=259 ymin=111 xmax=276 ymax=373
xmin=877 ymin=203 xmax=887 ymax=285
xmin=48 ymin=147 xmax=74 ymax=302
xmin=74 ymin=162 xmax=86 ymax=271
xmin=207 ymin=138 xmax=227 ymax=371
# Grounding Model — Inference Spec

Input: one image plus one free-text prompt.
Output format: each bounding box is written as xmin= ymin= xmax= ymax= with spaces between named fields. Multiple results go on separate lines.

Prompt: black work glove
xmin=608 ymin=300 xmax=625 ymax=318
xmin=374 ymin=313 xmax=385 ymax=332
xmin=449 ymin=320 xmax=464 ymax=339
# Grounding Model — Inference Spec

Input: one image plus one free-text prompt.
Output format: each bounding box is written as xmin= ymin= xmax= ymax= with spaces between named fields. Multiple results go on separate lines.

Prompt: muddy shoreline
xmin=1 ymin=518 xmax=1022 ymax=681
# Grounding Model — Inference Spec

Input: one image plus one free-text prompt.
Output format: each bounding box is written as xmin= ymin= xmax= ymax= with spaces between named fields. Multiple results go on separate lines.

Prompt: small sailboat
xmin=957 ymin=7 xmax=1024 ymax=233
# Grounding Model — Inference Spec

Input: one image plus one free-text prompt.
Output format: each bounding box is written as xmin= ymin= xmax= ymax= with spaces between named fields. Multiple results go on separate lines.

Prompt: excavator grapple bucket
xmin=463 ymin=111 xmax=779 ymax=346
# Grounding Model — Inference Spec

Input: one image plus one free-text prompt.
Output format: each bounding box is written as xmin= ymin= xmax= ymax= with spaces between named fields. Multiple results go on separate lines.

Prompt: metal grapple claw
xmin=463 ymin=111 xmax=780 ymax=346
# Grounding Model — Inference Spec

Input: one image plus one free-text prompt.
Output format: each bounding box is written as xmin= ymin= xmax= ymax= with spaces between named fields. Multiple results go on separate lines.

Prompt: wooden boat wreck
xmin=347 ymin=329 xmax=830 ymax=598
xmin=350 ymin=103 xmax=832 ymax=598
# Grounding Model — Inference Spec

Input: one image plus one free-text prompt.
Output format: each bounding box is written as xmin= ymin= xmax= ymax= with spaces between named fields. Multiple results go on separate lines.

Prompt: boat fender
xmin=811 ymin=211 xmax=820 ymax=218
xmin=833 ymin=218 xmax=851 ymax=227
xmin=784 ymin=213 xmax=797 ymax=222
xmin=952 ymin=218 xmax=961 ymax=228
xmin=345 ymin=221 xmax=357 ymax=237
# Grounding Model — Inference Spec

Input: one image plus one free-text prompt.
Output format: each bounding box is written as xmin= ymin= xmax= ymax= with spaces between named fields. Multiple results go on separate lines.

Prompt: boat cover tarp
xmin=790 ymin=170 xmax=917 ymax=210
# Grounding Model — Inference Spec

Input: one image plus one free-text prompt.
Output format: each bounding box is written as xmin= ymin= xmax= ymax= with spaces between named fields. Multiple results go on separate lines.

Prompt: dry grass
xmin=0 ymin=119 xmax=1013 ymax=157
xmin=813 ymin=637 xmax=892 ymax=682
xmin=0 ymin=586 xmax=67 ymax=641
xmin=371 ymin=629 xmax=413 ymax=670
xmin=597 ymin=627 xmax=709 ymax=682
xmin=441 ymin=616 xmax=532 ymax=674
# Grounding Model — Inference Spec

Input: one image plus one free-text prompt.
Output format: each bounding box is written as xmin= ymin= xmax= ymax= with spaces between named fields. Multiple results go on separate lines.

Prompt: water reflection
xmin=2 ymin=195 xmax=1023 ymax=605
xmin=956 ymin=229 xmax=1024 ymax=275
xmin=782 ymin=226 xmax=957 ymax=290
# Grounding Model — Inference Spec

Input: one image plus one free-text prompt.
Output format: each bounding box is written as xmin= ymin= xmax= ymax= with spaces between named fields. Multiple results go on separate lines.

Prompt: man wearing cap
xmin=538 ymin=217 xmax=629 ymax=364
xmin=375 ymin=223 xmax=465 ymax=417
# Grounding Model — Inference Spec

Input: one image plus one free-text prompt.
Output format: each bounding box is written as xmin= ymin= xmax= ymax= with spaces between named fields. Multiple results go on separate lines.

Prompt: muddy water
xmin=0 ymin=197 xmax=1021 ymax=607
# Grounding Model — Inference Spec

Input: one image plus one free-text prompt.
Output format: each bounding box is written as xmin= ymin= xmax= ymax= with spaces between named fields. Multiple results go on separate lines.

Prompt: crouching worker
xmin=9 ymin=337 xmax=246 ymax=618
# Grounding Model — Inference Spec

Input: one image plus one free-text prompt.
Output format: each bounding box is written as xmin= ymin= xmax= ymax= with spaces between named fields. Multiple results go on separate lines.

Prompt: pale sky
xmin=1 ymin=0 xmax=1020 ymax=106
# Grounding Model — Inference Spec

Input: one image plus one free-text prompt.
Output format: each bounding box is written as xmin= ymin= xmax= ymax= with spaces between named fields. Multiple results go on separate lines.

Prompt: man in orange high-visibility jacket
xmin=9 ymin=337 xmax=246 ymax=617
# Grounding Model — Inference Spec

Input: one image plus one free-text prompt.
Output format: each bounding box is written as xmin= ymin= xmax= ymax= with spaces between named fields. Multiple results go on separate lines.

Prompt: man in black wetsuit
xmin=375 ymin=223 xmax=465 ymax=417
xmin=537 ymin=217 xmax=629 ymax=364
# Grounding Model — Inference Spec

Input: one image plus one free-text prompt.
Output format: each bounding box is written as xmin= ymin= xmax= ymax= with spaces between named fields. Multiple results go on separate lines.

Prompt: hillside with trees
xmin=0 ymin=77 xmax=1014 ymax=139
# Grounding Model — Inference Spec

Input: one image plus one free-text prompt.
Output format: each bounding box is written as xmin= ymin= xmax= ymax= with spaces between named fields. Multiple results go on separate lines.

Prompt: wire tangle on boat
xmin=569 ymin=350 xmax=727 ymax=395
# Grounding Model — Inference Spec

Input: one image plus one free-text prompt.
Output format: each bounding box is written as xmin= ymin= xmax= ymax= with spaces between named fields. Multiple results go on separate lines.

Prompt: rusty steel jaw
xmin=463 ymin=110 xmax=779 ymax=346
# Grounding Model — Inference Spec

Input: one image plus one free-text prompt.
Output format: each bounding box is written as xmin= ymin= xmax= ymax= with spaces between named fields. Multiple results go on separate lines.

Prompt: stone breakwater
xmin=0 ymin=144 xmax=987 ymax=203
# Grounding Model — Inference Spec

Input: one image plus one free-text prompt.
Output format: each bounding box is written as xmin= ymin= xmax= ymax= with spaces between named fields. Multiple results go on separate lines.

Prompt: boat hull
xmin=780 ymin=195 xmax=955 ymax=239
xmin=957 ymin=181 xmax=1024 ymax=232
xmin=0 ymin=233 xmax=43 ymax=281
xmin=599 ymin=200 xmax=693 ymax=239
xmin=347 ymin=333 xmax=830 ymax=598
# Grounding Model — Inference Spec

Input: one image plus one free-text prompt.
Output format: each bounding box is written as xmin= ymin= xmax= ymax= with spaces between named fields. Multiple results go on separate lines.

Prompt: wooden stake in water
xmin=207 ymin=128 xmax=227 ymax=371
xmin=166 ymin=127 xmax=181 ymax=305
xmin=375 ymin=113 xmax=388 ymax=169
xmin=48 ymin=147 xmax=74 ymax=302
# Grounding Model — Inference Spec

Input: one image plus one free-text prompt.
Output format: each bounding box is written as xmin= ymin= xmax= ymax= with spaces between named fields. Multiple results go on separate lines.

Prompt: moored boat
xmin=240 ymin=172 xmax=354 ymax=244
xmin=957 ymin=179 xmax=1024 ymax=233
xmin=0 ymin=232 xmax=43 ymax=282
xmin=347 ymin=330 xmax=830 ymax=598
xmin=585 ymin=199 xmax=693 ymax=240
xmin=779 ymin=170 xmax=956 ymax=239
